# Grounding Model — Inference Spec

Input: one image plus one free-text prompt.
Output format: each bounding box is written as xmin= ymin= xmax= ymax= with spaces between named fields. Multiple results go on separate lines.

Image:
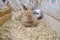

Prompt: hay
xmin=0 ymin=19 xmax=59 ymax=40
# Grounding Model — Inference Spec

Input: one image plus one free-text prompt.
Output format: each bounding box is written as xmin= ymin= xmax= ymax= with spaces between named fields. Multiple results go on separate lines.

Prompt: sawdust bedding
xmin=0 ymin=19 xmax=59 ymax=40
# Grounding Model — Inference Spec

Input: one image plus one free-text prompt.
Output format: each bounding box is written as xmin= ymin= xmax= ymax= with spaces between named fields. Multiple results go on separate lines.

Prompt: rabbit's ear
xmin=23 ymin=4 xmax=28 ymax=10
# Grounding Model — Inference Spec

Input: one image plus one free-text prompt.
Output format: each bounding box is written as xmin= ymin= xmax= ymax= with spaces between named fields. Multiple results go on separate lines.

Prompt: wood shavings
xmin=0 ymin=19 xmax=59 ymax=40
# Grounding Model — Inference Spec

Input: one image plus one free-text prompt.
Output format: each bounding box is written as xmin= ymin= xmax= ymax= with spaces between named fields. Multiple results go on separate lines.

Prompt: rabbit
xmin=21 ymin=3 xmax=42 ymax=20
xmin=33 ymin=8 xmax=42 ymax=19
xmin=12 ymin=5 xmax=39 ymax=27
xmin=19 ymin=10 xmax=38 ymax=27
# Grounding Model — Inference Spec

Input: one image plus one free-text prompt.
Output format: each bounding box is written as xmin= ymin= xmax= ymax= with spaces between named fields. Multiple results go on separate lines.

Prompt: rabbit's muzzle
xmin=22 ymin=21 xmax=38 ymax=27
xmin=21 ymin=16 xmax=38 ymax=27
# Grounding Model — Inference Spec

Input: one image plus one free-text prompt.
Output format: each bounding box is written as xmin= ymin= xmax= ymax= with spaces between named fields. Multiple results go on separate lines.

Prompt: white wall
xmin=40 ymin=1 xmax=60 ymax=37
xmin=40 ymin=3 xmax=60 ymax=21
xmin=42 ymin=11 xmax=60 ymax=37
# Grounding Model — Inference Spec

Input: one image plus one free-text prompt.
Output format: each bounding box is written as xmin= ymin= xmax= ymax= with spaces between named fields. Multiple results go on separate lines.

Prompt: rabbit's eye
xmin=23 ymin=5 xmax=28 ymax=10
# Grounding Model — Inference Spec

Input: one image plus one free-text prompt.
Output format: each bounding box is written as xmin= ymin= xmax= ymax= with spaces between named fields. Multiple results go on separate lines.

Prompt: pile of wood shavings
xmin=0 ymin=19 xmax=59 ymax=40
